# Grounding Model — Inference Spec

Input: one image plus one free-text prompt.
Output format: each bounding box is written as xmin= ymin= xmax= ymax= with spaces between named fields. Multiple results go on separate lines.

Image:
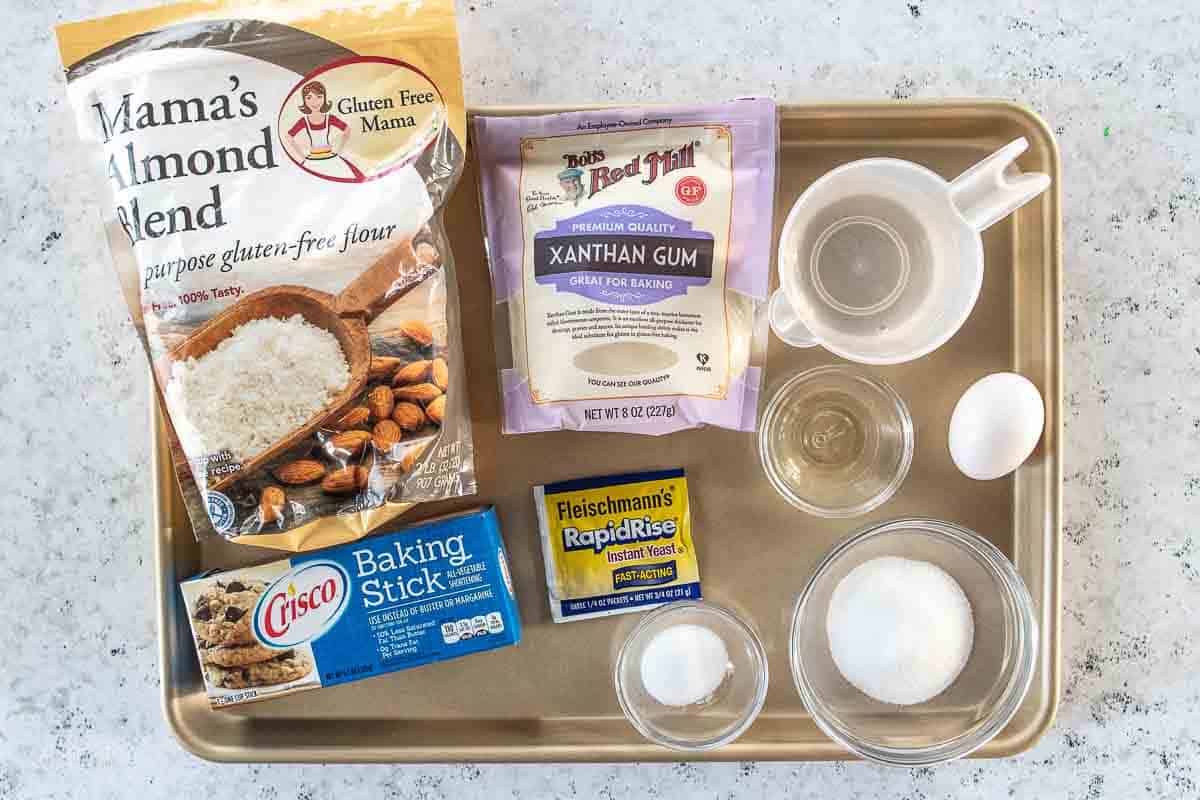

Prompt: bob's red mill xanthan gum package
xmin=473 ymin=100 xmax=777 ymax=435
xmin=56 ymin=1 xmax=475 ymax=551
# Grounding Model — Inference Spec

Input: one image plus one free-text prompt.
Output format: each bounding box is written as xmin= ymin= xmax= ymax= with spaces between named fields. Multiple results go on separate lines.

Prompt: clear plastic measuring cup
xmin=769 ymin=138 xmax=1050 ymax=364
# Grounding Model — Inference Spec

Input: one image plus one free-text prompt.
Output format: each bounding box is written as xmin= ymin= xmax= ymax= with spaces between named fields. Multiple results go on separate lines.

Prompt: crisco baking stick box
xmin=180 ymin=507 xmax=520 ymax=708
xmin=534 ymin=470 xmax=700 ymax=622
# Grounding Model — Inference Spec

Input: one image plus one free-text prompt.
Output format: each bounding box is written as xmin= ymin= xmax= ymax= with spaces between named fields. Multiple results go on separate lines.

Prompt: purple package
xmin=473 ymin=99 xmax=777 ymax=435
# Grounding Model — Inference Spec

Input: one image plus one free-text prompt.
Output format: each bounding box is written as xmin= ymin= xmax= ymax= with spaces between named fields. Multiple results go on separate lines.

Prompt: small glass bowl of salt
xmin=615 ymin=601 xmax=768 ymax=751
xmin=789 ymin=518 xmax=1038 ymax=766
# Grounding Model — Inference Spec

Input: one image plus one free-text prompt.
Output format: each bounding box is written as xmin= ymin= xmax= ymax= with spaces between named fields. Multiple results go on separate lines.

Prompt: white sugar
xmin=826 ymin=557 xmax=974 ymax=706
xmin=640 ymin=623 xmax=731 ymax=707
xmin=166 ymin=314 xmax=350 ymax=463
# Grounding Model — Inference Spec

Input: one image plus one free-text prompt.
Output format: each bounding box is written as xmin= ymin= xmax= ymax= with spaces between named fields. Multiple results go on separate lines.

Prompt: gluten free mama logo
xmin=253 ymin=560 xmax=352 ymax=648
xmin=278 ymin=56 xmax=446 ymax=183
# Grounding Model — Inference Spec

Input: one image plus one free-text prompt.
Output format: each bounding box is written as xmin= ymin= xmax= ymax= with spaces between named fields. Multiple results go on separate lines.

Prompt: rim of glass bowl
xmin=788 ymin=518 xmax=1039 ymax=766
xmin=614 ymin=600 xmax=770 ymax=752
xmin=758 ymin=365 xmax=915 ymax=518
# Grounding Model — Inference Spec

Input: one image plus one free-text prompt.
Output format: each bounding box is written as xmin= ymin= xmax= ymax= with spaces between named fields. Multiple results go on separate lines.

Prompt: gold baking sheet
xmin=154 ymin=101 xmax=1061 ymax=762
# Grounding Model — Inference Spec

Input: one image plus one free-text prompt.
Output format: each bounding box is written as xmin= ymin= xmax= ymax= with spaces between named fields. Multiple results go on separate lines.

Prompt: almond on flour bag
xmin=56 ymin=0 xmax=475 ymax=550
xmin=473 ymin=99 xmax=777 ymax=435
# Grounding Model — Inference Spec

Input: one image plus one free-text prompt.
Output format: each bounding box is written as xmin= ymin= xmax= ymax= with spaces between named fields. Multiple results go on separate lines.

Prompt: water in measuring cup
xmin=798 ymin=195 xmax=935 ymax=339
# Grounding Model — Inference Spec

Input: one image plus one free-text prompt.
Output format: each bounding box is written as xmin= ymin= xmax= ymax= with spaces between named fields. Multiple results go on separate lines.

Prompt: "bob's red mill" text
xmin=563 ymin=142 xmax=696 ymax=200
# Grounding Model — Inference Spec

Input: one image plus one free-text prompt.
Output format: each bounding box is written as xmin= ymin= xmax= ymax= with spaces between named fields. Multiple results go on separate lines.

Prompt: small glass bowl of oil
xmin=759 ymin=365 xmax=913 ymax=517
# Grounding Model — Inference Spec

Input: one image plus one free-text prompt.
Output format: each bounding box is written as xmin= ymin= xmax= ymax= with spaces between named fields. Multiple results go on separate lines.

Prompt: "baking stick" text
xmin=353 ymin=534 xmax=473 ymax=608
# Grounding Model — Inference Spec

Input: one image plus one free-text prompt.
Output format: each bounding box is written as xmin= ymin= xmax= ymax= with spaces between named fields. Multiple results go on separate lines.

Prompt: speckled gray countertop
xmin=5 ymin=0 xmax=1198 ymax=797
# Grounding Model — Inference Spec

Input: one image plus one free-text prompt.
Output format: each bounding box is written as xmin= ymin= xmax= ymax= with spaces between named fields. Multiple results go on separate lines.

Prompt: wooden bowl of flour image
xmin=165 ymin=238 xmax=437 ymax=493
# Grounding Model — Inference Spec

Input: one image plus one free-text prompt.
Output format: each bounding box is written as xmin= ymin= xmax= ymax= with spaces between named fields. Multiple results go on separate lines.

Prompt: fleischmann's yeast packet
xmin=179 ymin=507 xmax=520 ymax=708
xmin=534 ymin=470 xmax=700 ymax=622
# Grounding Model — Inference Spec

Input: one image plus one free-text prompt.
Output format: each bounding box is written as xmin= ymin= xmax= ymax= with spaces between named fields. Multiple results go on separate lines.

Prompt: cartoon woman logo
xmin=283 ymin=81 xmax=363 ymax=180
xmin=278 ymin=58 xmax=449 ymax=183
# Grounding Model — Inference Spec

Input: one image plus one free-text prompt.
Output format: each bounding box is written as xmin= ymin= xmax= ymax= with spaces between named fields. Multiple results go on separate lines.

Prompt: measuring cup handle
xmin=769 ymin=289 xmax=820 ymax=348
xmin=334 ymin=237 xmax=437 ymax=322
xmin=949 ymin=138 xmax=1051 ymax=232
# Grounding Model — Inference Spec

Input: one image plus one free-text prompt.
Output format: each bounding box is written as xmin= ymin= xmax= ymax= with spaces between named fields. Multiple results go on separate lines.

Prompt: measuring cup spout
xmin=949 ymin=138 xmax=1050 ymax=232
xmin=769 ymin=289 xmax=820 ymax=348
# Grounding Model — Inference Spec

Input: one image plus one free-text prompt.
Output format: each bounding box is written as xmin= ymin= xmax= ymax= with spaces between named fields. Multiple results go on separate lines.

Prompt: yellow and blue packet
xmin=534 ymin=469 xmax=701 ymax=622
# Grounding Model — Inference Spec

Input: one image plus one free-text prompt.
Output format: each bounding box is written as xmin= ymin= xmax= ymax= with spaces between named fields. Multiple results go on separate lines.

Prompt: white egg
xmin=948 ymin=373 xmax=1045 ymax=480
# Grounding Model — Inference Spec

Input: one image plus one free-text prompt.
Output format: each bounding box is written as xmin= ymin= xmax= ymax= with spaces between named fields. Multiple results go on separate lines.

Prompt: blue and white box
xmin=180 ymin=507 xmax=521 ymax=707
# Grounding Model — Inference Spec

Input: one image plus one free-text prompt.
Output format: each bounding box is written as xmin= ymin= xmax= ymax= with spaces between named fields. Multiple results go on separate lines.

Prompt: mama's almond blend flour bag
xmin=57 ymin=1 xmax=475 ymax=550
xmin=473 ymin=100 xmax=777 ymax=435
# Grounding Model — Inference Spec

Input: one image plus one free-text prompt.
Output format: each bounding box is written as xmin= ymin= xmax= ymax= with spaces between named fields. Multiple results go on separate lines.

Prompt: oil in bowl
xmin=759 ymin=365 xmax=913 ymax=517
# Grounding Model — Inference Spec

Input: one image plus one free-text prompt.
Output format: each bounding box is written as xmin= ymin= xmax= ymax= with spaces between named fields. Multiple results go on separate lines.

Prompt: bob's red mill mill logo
xmin=563 ymin=141 xmax=698 ymax=200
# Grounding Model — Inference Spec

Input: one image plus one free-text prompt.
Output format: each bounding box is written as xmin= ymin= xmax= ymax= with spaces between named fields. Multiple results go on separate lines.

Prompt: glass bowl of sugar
xmin=789 ymin=518 xmax=1038 ymax=766
xmin=615 ymin=601 xmax=768 ymax=751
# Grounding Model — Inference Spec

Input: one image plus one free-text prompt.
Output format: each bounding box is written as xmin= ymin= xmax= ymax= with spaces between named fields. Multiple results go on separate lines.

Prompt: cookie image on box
xmin=199 ymin=640 xmax=287 ymax=668
xmin=181 ymin=566 xmax=320 ymax=703
xmin=192 ymin=579 xmax=266 ymax=646
xmin=205 ymin=651 xmax=313 ymax=690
